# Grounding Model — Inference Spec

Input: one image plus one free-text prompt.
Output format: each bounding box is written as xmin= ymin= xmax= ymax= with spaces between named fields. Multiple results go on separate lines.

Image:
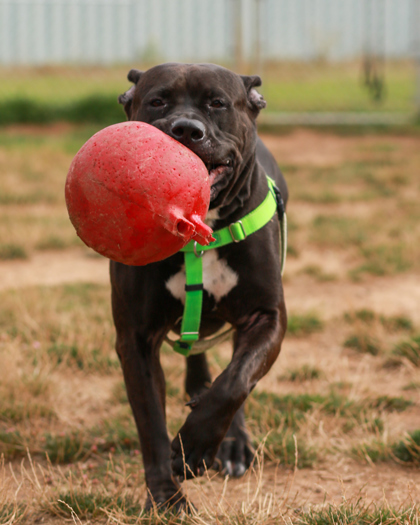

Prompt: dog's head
xmin=118 ymin=63 xmax=266 ymax=211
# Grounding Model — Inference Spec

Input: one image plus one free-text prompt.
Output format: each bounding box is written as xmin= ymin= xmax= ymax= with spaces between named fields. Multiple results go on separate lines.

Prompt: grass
xmin=381 ymin=315 xmax=413 ymax=332
xmin=344 ymin=308 xmax=376 ymax=324
xmin=245 ymin=389 xmax=410 ymax=467
xmin=47 ymin=343 xmax=119 ymax=372
xmin=52 ymin=491 xmax=143 ymax=520
xmin=0 ymin=95 xmax=126 ymax=126
xmin=351 ymin=243 xmax=413 ymax=278
xmin=0 ymin=430 xmax=26 ymax=458
xmin=343 ymin=334 xmax=382 ymax=356
xmin=392 ymin=336 xmax=420 ymax=367
xmin=11 ymin=446 xmax=416 ymax=525
xmin=286 ymin=134 xmax=420 ymax=277
xmin=392 ymin=430 xmax=420 ymax=463
xmin=0 ymin=61 xmax=416 ymax=126
xmin=0 ymin=282 xmax=115 ymax=366
xmin=299 ymin=264 xmax=337 ymax=282
xmin=35 ymin=235 xmax=78 ymax=251
xmin=0 ymin=126 xmax=107 ymax=258
xmin=43 ymin=431 xmax=91 ymax=464
xmin=0 ymin=283 xmax=120 ymax=463
xmin=310 ymin=215 xmax=368 ymax=248
xmin=403 ymin=381 xmax=420 ymax=391
xmin=353 ymin=430 xmax=420 ymax=465
xmin=282 ymin=364 xmax=323 ymax=382
xmin=342 ymin=310 xmax=416 ymax=363
xmin=43 ymin=419 xmax=139 ymax=463
xmin=261 ymin=61 xmax=416 ymax=113
xmin=297 ymin=500 xmax=419 ymax=525
xmin=0 ymin=399 xmax=55 ymax=423
xmin=344 ymin=309 xmax=413 ymax=333
xmin=0 ymin=243 xmax=27 ymax=261
xmin=0 ymin=415 xmax=139 ymax=463
xmin=287 ymin=313 xmax=324 ymax=337
xmin=0 ymin=502 xmax=26 ymax=524
xmin=0 ymin=127 xmax=420 ymax=518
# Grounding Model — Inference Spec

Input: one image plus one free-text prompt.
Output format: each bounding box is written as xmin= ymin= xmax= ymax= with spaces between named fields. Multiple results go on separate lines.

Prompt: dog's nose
xmin=170 ymin=118 xmax=206 ymax=143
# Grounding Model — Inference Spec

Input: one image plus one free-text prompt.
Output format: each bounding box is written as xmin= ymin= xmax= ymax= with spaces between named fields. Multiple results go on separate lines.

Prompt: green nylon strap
xmin=181 ymin=177 xmax=278 ymax=254
xmin=173 ymin=251 xmax=203 ymax=356
xmin=172 ymin=176 xmax=281 ymax=357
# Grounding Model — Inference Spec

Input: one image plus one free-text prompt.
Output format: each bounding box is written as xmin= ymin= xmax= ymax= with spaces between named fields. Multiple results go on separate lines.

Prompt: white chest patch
xmin=165 ymin=250 xmax=238 ymax=304
xmin=204 ymin=207 xmax=220 ymax=228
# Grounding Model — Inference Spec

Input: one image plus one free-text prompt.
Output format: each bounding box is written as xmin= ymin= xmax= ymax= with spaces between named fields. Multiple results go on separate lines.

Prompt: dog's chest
xmin=165 ymin=250 xmax=238 ymax=304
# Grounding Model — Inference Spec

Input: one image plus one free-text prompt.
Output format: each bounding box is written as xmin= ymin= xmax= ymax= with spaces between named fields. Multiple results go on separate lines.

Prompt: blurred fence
xmin=0 ymin=0 xmax=419 ymax=125
xmin=0 ymin=0 xmax=417 ymax=64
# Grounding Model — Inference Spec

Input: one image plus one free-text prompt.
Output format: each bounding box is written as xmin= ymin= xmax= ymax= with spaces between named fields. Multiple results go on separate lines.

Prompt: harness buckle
xmin=193 ymin=241 xmax=205 ymax=258
xmin=228 ymin=220 xmax=247 ymax=242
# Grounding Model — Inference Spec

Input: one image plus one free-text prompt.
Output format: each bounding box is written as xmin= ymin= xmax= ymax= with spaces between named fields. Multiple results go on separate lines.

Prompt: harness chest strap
xmin=169 ymin=176 xmax=286 ymax=357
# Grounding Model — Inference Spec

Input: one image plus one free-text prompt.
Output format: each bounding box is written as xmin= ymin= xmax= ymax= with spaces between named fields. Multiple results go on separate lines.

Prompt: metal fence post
xmin=255 ymin=0 xmax=263 ymax=77
xmin=234 ymin=0 xmax=243 ymax=72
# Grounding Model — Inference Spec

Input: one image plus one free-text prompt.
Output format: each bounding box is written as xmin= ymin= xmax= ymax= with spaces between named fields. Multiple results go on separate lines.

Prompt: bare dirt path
xmin=2 ymin=248 xmax=419 ymax=325
xmin=0 ymin=248 xmax=109 ymax=291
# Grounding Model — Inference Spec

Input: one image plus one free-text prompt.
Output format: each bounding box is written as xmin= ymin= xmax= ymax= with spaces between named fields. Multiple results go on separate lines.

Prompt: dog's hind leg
xmin=214 ymin=404 xmax=254 ymax=477
xmin=185 ymin=353 xmax=211 ymax=400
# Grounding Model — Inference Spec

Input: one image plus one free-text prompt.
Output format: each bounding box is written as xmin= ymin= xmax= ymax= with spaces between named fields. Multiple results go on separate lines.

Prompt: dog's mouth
xmin=205 ymin=160 xmax=233 ymax=200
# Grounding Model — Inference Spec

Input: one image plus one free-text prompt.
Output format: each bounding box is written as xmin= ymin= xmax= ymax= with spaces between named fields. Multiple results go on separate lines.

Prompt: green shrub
xmin=0 ymin=95 xmax=125 ymax=126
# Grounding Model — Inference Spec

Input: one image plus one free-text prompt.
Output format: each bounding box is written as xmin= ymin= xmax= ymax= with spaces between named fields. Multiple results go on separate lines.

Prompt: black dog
xmin=112 ymin=63 xmax=288 ymax=510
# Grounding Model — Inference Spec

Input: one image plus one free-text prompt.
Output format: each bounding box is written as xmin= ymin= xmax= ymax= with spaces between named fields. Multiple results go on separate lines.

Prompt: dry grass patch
xmin=280 ymin=364 xmax=324 ymax=382
xmin=0 ymin=283 xmax=116 ymax=372
xmin=353 ymin=429 xmax=420 ymax=466
xmin=287 ymin=312 xmax=324 ymax=338
xmin=297 ymin=499 xmax=420 ymax=525
xmin=0 ymin=283 xmax=122 ymax=463
xmin=1 ymin=130 xmax=420 ymax=520
xmin=285 ymin=135 xmax=420 ymax=280
xmin=0 ymin=208 xmax=82 ymax=255
xmin=0 ymin=129 xmax=97 ymax=259
xmin=341 ymin=309 xmax=416 ymax=361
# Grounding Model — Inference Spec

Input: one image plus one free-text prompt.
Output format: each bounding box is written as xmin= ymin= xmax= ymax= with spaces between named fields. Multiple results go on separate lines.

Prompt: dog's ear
xmin=241 ymin=75 xmax=267 ymax=113
xmin=118 ymin=69 xmax=143 ymax=118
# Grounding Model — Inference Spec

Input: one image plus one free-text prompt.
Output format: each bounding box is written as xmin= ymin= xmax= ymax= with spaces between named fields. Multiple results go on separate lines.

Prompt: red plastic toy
xmin=65 ymin=122 xmax=214 ymax=265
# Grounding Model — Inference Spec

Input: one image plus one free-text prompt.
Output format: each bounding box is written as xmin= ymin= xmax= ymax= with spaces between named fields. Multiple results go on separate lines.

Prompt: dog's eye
xmin=210 ymin=99 xmax=225 ymax=109
xmin=150 ymin=99 xmax=164 ymax=107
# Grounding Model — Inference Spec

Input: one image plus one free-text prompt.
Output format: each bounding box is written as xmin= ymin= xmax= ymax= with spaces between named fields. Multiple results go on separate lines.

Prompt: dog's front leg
xmin=116 ymin=330 xmax=186 ymax=510
xmin=171 ymin=305 xmax=287 ymax=479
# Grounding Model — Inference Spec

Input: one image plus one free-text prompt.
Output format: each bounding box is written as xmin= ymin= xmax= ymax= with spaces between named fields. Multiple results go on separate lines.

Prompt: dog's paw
xmin=171 ymin=408 xmax=228 ymax=480
xmin=213 ymin=411 xmax=254 ymax=477
xmin=171 ymin=429 xmax=218 ymax=480
xmin=144 ymin=480 xmax=192 ymax=514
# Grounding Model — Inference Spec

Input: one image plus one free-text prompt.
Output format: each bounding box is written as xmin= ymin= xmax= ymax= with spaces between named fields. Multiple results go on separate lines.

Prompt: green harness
xmin=169 ymin=176 xmax=287 ymax=357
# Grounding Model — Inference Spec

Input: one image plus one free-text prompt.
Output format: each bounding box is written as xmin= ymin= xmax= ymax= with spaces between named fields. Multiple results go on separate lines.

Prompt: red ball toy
xmin=65 ymin=122 xmax=214 ymax=265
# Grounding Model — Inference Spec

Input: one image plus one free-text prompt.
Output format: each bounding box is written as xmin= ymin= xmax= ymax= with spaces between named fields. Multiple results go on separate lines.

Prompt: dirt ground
xmin=1 ymin=129 xmax=420 ymax=521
